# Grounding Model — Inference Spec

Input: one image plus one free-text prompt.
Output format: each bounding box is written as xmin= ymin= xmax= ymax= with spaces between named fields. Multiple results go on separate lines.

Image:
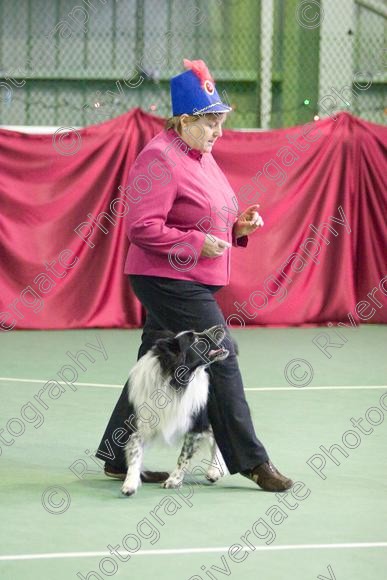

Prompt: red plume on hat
xmin=170 ymin=59 xmax=231 ymax=115
xmin=183 ymin=59 xmax=214 ymax=87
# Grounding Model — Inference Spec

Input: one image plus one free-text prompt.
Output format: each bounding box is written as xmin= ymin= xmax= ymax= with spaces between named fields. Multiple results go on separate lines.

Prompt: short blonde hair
xmin=165 ymin=115 xmax=183 ymax=132
xmin=165 ymin=112 xmax=225 ymax=133
xmin=165 ymin=115 xmax=194 ymax=133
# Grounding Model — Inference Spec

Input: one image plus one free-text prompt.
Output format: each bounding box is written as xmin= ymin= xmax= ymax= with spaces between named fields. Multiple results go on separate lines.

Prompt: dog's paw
xmin=162 ymin=478 xmax=183 ymax=489
xmin=205 ymin=468 xmax=222 ymax=483
xmin=121 ymin=484 xmax=138 ymax=496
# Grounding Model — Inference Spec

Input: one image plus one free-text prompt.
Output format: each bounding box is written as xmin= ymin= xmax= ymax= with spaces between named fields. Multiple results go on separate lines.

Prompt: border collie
xmin=122 ymin=324 xmax=229 ymax=496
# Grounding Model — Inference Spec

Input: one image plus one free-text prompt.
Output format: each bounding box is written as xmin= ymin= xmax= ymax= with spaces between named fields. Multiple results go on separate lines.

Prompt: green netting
xmin=0 ymin=0 xmax=385 ymax=129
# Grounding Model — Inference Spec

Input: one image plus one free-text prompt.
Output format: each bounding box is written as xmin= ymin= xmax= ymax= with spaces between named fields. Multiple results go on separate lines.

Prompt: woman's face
xmin=180 ymin=113 xmax=227 ymax=153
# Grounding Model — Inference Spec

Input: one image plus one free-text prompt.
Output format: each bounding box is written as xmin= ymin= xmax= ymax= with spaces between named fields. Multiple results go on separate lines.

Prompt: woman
xmin=96 ymin=59 xmax=293 ymax=492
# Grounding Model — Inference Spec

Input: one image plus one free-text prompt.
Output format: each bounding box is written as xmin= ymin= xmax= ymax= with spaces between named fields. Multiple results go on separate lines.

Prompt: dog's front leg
xmin=203 ymin=430 xmax=228 ymax=483
xmin=162 ymin=432 xmax=204 ymax=489
xmin=122 ymin=432 xmax=144 ymax=496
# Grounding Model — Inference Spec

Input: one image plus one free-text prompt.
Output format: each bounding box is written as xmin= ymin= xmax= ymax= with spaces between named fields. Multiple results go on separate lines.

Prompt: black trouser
xmin=96 ymin=275 xmax=269 ymax=474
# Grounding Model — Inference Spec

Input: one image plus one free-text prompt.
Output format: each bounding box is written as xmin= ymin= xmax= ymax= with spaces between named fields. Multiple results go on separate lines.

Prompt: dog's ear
xmin=176 ymin=332 xmax=195 ymax=359
xmin=154 ymin=336 xmax=184 ymax=376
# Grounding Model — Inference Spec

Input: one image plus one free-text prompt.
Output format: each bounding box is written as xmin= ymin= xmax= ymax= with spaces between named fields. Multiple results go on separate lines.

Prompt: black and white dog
xmin=122 ymin=324 xmax=229 ymax=496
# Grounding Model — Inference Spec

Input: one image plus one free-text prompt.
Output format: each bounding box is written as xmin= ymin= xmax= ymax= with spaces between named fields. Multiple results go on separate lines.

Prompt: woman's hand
xmin=200 ymin=234 xmax=231 ymax=258
xmin=233 ymin=204 xmax=264 ymax=238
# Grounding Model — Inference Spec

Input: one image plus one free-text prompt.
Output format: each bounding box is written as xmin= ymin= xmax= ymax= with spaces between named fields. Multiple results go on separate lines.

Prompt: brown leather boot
xmin=241 ymin=461 xmax=293 ymax=492
xmin=104 ymin=464 xmax=169 ymax=484
xmin=141 ymin=470 xmax=170 ymax=483
xmin=104 ymin=465 xmax=126 ymax=480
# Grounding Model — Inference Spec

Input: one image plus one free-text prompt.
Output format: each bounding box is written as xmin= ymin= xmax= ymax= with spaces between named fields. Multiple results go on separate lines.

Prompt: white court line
xmin=0 ymin=377 xmax=123 ymax=388
xmin=0 ymin=542 xmax=386 ymax=562
xmin=246 ymin=386 xmax=387 ymax=391
xmin=0 ymin=377 xmax=386 ymax=392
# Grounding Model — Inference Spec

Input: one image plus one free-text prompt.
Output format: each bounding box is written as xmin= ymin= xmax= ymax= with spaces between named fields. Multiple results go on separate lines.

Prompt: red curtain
xmin=0 ymin=109 xmax=385 ymax=330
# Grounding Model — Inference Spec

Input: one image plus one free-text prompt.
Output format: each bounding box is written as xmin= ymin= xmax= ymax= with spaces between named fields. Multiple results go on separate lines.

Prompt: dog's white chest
xmin=128 ymin=353 xmax=209 ymax=443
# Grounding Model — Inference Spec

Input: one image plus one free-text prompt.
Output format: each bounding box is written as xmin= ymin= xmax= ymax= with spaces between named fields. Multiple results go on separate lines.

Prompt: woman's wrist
xmin=232 ymin=225 xmax=248 ymax=248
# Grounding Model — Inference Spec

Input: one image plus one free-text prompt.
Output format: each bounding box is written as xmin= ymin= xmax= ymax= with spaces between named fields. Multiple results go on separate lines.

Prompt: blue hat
xmin=170 ymin=59 xmax=232 ymax=116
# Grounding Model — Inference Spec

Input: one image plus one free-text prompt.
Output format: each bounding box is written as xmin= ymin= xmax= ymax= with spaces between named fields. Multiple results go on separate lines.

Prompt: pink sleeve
xmin=125 ymin=148 xmax=206 ymax=259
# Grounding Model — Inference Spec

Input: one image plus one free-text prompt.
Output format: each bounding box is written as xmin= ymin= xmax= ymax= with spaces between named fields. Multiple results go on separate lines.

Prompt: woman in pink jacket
xmin=96 ymin=60 xmax=293 ymax=492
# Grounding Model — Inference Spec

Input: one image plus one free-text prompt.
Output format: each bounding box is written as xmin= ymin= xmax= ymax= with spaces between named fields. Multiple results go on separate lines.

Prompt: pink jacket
xmin=123 ymin=128 xmax=247 ymax=285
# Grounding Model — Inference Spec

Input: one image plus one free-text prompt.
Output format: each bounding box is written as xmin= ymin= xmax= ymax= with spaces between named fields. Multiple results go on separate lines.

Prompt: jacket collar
xmin=166 ymin=128 xmax=203 ymax=161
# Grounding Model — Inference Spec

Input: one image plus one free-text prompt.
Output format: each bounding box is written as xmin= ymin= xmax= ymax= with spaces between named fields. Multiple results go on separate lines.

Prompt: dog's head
xmin=153 ymin=324 xmax=229 ymax=390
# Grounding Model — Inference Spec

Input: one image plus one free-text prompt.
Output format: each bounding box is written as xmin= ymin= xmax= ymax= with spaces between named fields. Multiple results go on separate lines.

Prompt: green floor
xmin=1 ymin=326 xmax=386 ymax=580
